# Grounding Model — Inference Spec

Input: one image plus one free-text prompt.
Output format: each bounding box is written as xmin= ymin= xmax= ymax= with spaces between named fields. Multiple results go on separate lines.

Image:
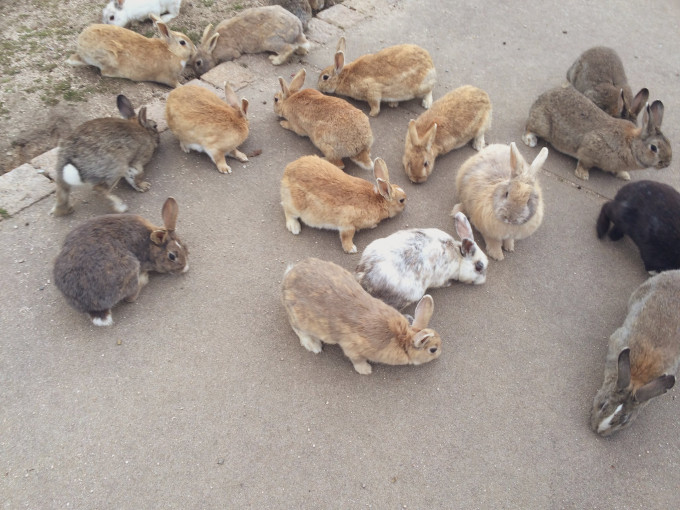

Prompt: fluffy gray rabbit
xmin=355 ymin=212 xmax=488 ymax=310
xmin=53 ymin=197 xmax=189 ymax=326
xmin=566 ymin=46 xmax=648 ymax=123
xmin=51 ymin=95 xmax=159 ymax=216
xmin=591 ymin=270 xmax=679 ymax=436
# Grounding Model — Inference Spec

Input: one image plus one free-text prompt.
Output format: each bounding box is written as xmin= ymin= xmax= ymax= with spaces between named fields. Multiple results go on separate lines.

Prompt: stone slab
xmin=306 ymin=18 xmax=343 ymax=45
xmin=316 ymin=3 xmax=366 ymax=29
xmin=200 ymin=61 xmax=256 ymax=91
xmin=30 ymin=147 xmax=59 ymax=181
xmin=0 ymin=163 xmax=54 ymax=218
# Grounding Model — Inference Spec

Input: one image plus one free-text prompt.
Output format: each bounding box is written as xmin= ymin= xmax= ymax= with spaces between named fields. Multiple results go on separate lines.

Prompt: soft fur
xmin=53 ymin=197 xmax=189 ymax=326
xmin=190 ymin=6 xmax=310 ymax=75
xmin=166 ymin=83 xmax=249 ymax=174
xmin=280 ymin=155 xmax=406 ymax=253
xmin=102 ymin=0 xmax=182 ymax=27
xmin=317 ymin=37 xmax=436 ymax=116
xmin=452 ymin=143 xmax=548 ymax=261
xmin=597 ymin=180 xmax=680 ymax=274
xmin=591 ymin=270 xmax=680 ymax=436
xmin=566 ymin=46 xmax=648 ymax=123
xmin=274 ymin=69 xmax=374 ymax=169
xmin=51 ymin=95 xmax=160 ymax=216
xmin=67 ymin=18 xmax=195 ymax=88
xmin=281 ymin=258 xmax=442 ymax=374
xmin=403 ymin=85 xmax=492 ymax=183
xmin=355 ymin=212 xmax=488 ymax=310
xmin=523 ymin=85 xmax=671 ymax=181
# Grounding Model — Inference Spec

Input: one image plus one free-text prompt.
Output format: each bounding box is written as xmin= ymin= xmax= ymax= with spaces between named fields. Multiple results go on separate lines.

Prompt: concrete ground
xmin=2 ymin=0 xmax=679 ymax=508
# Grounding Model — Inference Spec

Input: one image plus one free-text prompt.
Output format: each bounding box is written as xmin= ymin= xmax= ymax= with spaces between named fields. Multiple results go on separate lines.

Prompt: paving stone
xmin=0 ymin=164 xmax=55 ymax=218
xmin=343 ymin=0 xmax=393 ymax=15
xmin=316 ymin=4 xmax=366 ymax=29
xmin=306 ymin=18 xmax=343 ymax=45
xmin=30 ymin=147 xmax=59 ymax=181
xmin=200 ymin=62 xmax=256 ymax=91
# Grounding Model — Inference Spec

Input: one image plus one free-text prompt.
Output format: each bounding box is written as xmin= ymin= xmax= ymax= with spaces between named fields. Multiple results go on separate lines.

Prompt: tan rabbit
xmin=274 ymin=69 xmax=374 ymax=170
xmin=452 ymin=143 xmax=548 ymax=261
xmin=317 ymin=37 xmax=436 ymax=116
xmin=523 ymin=85 xmax=671 ymax=180
xmin=67 ymin=16 xmax=195 ymax=88
xmin=403 ymin=85 xmax=492 ymax=183
xmin=282 ymin=257 xmax=442 ymax=375
xmin=166 ymin=83 xmax=249 ymax=174
xmin=190 ymin=6 xmax=310 ymax=76
xmin=566 ymin=46 xmax=648 ymax=123
xmin=280 ymin=155 xmax=406 ymax=253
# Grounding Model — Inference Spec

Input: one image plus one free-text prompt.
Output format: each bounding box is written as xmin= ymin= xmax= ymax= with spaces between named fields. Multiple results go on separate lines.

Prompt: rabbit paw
xmin=422 ymin=91 xmax=433 ymax=109
xmin=230 ymin=149 xmax=249 ymax=163
xmin=574 ymin=163 xmax=590 ymax=180
xmin=299 ymin=334 xmax=323 ymax=354
xmin=616 ymin=171 xmax=631 ymax=181
xmin=502 ymin=238 xmax=515 ymax=252
xmin=352 ymin=360 xmax=373 ymax=375
xmin=522 ymin=132 xmax=537 ymax=147
xmin=286 ymin=217 xmax=301 ymax=235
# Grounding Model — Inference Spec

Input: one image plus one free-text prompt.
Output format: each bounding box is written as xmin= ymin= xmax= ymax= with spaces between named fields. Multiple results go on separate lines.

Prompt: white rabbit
xmin=102 ymin=0 xmax=182 ymax=27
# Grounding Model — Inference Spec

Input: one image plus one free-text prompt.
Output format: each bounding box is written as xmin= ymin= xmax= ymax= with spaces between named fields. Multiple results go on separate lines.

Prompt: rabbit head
xmin=403 ymin=120 xmax=437 ymax=183
xmin=493 ymin=143 xmax=548 ymax=225
xmin=102 ymin=0 xmax=129 ymax=26
xmin=274 ymin=68 xmax=307 ymax=116
xmin=632 ymin=101 xmax=671 ymax=170
xmin=149 ymin=197 xmax=190 ymax=274
xmin=403 ymin=295 xmax=442 ymax=365
xmin=591 ymin=348 xmax=675 ymax=436
xmin=191 ymin=23 xmax=220 ymax=76
xmin=317 ymin=37 xmax=346 ymax=94
xmin=373 ymin=157 xmax=407 ymax=218
xmin=150 ymin=14 xmax=196 ymax=62
xmin=452 ymin=211 xmax=488 ymax=284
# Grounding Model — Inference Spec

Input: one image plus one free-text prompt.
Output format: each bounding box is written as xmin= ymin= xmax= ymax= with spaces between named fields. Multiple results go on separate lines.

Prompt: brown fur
xmin=274 ymin=69 xmax=374 ymax=169
xmin=403 ymin=85 xmax=492 ymax=183
xmin=67 ymin=21 xmax=195 ymax=88
xmin=281 ymin=258 xmax=442 ymax=374
xmin=280 ymin=155 xmax=406 ymax=253
xmin=166 ymin=84 xmax=249 ymax=174
xmin=317 ymin=38 xmax=436 ymax=116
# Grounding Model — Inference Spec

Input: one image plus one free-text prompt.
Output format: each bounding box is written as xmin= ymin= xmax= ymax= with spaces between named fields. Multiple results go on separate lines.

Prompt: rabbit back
xmin=597 ymin=180 xmax=680 ymax=273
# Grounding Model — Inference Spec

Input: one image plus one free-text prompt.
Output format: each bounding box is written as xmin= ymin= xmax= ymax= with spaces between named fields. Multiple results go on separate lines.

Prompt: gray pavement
xmin=2 ymin=0 xmax=680 ymax=508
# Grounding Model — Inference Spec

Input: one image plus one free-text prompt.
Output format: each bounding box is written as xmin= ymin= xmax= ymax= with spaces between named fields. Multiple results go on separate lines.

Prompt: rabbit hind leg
xmin=269 ymin=45 xmax=296 ymax=65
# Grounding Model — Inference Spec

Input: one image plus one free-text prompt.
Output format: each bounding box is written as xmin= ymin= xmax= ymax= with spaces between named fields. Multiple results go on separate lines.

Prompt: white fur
xmin=102 ymin=0 xmax=182 ymax=27
xmin=92 ymin=313 xmax=113 ymax=327
xmin=597 ymin=404 xmax=623 ymax=433
xmin=62 ymin=163 xmax=84 ymax=187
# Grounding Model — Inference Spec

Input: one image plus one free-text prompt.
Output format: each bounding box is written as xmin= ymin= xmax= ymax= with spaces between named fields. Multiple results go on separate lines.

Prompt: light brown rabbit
xmin=274 ymin=69 xmax=374 ymax=170
xmin=403 ymin=85 xmax=492 ymax=183
xmin=280 ymin=155 xmax=406 ymax=253
xmin=566 ymin=46 xmax=649 ymax=123
xmin=190 ymin=6 xmax=310 ymax=75
xmin=523 ymin=85 xmax=671 ymax=180
xmin=452 ymin=142 xmax=548 ymax=261
xmin=282 ymin=257 xmax=442 ymax=375
xmin=317 ymin=37 xmax=436 ymax=116
xmin=166 ymin=83 xmax=249 ymax=174
xmin=67 ymin=16 xmax=195 ymax=88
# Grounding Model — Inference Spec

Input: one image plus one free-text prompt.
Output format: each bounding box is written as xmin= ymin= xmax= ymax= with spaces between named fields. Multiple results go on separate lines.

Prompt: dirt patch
xmin=0 ymin=0 xmax=280 ymax=174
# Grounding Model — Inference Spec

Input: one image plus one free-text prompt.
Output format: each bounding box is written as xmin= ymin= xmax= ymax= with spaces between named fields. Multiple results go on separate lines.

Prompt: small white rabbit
xmin=102 ymin=0 xmax=182 ymax=27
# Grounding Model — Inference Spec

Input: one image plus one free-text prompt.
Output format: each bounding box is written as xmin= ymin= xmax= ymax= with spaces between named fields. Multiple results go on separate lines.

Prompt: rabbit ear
xmin=336 ymin=36 xmax=346 ymax=53
xmin=200 ymin=23 xmax=214 ymax=45
xmin=407 ymin=119 xmax=420 ymax=144
xmin=162 ymin=197 xmax=179 ymax=232
xmin=413 ymin=331 xmax=435 ymax=349
xmin=137 ymin=106 xmax=148 ymax=125
xmin=116 ymin=0 xmax=125 ymax=7
xmin=224 ymin=82 xmax=239 ymax=109
xmin=648 ymin=100 xmax=664 ymax=130
xmin=616 ymin=348 xmax=632 ymax=391
xmin=423 ymin=123 xmax=437 ymax=152
xmin=207 ymin=33 xmax=220 ymax=53
xmin=376 ymin=178 xmax=391 ymax=199
xmin=453 ymin=211 xmax=474 ymax=241
xmin=635 ymin=374 xmax=676 ymax=403
xmin=289 ymin=69 xmax=306 ymax=93
xmin=616 ymin=89 xmax=625 ymax=117
xmin=155 ymin=20 xmax=171 ymax=40
xmin=117 ymin=94 xmax=135 ymax=119
xmin=509 ymin=142 xmax=525 ymax=177
xmin=629 ymin=88 xmax=648 ymax=117
xmin=278 ymin=76 xmax=290 ymax=97
xmin=241 ymin=99 xmax=249 ymax=116
xmin=334 ymin=51 xmax=345 ymax=74
xmin=373 ymin=157 xmax=389 ymax=182
xmin=412 ymin=295 xmax=434 ymax=330
xmin=150 ymin=229 xmax=168 ymax=246
xmin=528 ymin=147 xmax=549 ymax=176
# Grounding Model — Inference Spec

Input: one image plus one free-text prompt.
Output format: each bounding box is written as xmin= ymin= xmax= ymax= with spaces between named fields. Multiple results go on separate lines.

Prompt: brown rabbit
xmin=282 ymin=257 xmax=442 ymax=374
xmin=280 ymin=155 xmax=406 ymax=253
xmin=67 ymin=16 xmax=195 ymax=88
xmin=317 ymin=37 xmax=436 ymax=116
xmin=523 ymin=85 xmax=671 ymax=180
xmin=403 ymin=85 xmax=492 ymax=183
xmin=274 ymin=69 xmax=374 ymax=170
xmin=166 ymin=83 xmax=249 ymax=174
xmin=566 ymin=46 xmax=648 ymax=123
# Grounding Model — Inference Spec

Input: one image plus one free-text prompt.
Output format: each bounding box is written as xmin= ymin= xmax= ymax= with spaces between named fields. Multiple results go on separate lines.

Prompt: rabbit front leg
xmin=279 ymin=119 xmax=307 ymax=137
xmin=339 ymin=227 xmax=357 ymax=254
xmin=125 ymin=165 xmax=151 ymax=192
xmin=209 ymin=149 xmax=231 ymax=174
xmin=125 ymin=272 xmax=149 ymax=303
xmin=366 ymin=93 xmax=382 ymax=117
xmin=502 ymin=238 xmax=515 ymax=252
xmin=483 ymin=236 xmax=504 ymax=261
xmin=344 ymin=352 xmax=372 ymax=374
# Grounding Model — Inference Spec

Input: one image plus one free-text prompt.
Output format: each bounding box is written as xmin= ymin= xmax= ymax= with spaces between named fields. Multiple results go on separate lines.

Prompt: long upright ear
xmin=529 ymin=147 xmax=549 ymax=176
xmin=376 ymin=179 xmax=392 ymax=199
xmin=334 ymin=51 xmax=345 ymax=74
xmin=412 ymin=295 xmax=434 ymax=330
xmin=407 ymin=119 xmax=420 ymax=144
xmin=413 ymin=331 xmax=435 ymax=349
xmin=240 ymin=99 xmax=249 ymax=116
xmin=648 ymin=100 xmax=664 ymax=130
xmin=207 ymin=32 xmax=219 ymax=53
xmin=336 ymin=36 xmax=346 ymax=53
xmin=635 ymin=375 xmax=676 ymax=403
xmin=137 ymin=106 xmax=148 ymax=126
xmin=224 ymin=82 xmax=240 ymax=109
xmin=616 ymin=348 xmax=632 ymax=391
xmin=117 ymin=94 xmax=135 ymax=119
xmin=155 ymin=20 xmax=171 ymax=40
xmin=200 ymin=23 xmax=214 ymax=46
xmin=162 ymin=197 xmax=179 ymax=232
xmin=372 ymin=157 xmax=389 ymax=183
xmin=423 ymin=123 xmax=437 ymax=152
xmin=629 ymin=88 xmax=648 ymax=117
xmin=289 ymin=69 xmax=306 ymax=93
xmin=616 ymin=89 xmax=625 ymax=117
xmin=453 ymin=211 xmax=474 ymax=241
xmin=150 ymin=229 xmax=168 ymax=246
xmin=278 ymin=76 xmax=290 ymax=97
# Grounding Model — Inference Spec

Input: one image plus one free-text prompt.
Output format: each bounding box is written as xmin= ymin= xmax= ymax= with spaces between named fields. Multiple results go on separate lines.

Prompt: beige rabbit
xmin=274 ymin=69 xmax=374 ymax=170
xmin=190 ymin=6 xmax=310 ymax=76
xmin=282 ymin=257 xmax=442 ymax=375
xmin=280 ymin=155 xmax=406 ymax=253
xmin=452 ymin=142 xmax=548 ymax=261
xmin=317 ymin=37 xmax=436 ymax=116
xmin=403 ymin=85 xmax=492 ymax=183
xmin=67 ymin=16 xmax=195 ymax=88
xmin=166 ymin=83 xmax=249 ymax=174
xmin=566 ymin=46 xmax=648 ymax=123
xmin=523 ymin=85 xmax=671 ymax=180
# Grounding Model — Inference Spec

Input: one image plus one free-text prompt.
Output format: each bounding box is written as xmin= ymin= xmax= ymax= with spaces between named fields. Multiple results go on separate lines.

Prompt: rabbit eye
xmin=650 ymin=144 xmax=658 ymax=153
xmin=475 ymin=261 xmax=484 ymax=272
xmin=429 ymin=347 xmax=438 ymax=354
xmin=195 ymin=59 xmax=202 ymax=67
xmin=423 ymin=161 xmax=429 ymax=167
xmin=179 ymin=40 xmax=187 ymax=46
xmin=109 ymin=15 xmax=115 ymax=21
xmin=322 ymin=74 xmax=329 ymax=81
xmin=399 ymin=198 xmax=405 ymax=204
xmin=504 ymin=191 xmax=509 ymax=198
xmin=274 ymin=97 xmax=279 ymax=103
xmin=168 ymin=252 xmax=177 ymax=261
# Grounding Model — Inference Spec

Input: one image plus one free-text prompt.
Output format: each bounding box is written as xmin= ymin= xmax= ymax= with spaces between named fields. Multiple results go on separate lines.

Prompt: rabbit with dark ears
xmin=566 ymin=46 xmax=648 ymax=123
xmin=102 ymin=0 xmax=182 ymax=27
xmin=591 ymin=270 xmax=680 ymax=436
xmin=317 ymin=37 xmax=436 ymax=117
xmin=597 ymin=180 xmax=680 ymax=274
xmin=523 ymin=85 xmax=671 ymax=181
xmin=282 ymin=258 xmax=442 ymax=374
xmin=452 ymin=142 xmax=548 ymax=261
xmin=190 ymin=6 xmax=310 ymax=76
xmin=274 ymin=69 xmax=374 ymax=170
xmin=53 ymin=197 xmax=189 ymax=326
xmin=356 ymin=212 xmax=488 ymax=310
xmin=51 ymin=95 xmax=159 ymax=216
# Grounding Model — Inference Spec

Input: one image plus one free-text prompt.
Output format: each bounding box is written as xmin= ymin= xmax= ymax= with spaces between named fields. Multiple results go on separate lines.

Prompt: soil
xmin=0 ymin=0 xmax=274 ymax=174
